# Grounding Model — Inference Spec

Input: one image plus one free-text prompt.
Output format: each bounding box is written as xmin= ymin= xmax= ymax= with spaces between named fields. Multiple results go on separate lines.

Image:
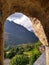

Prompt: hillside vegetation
xmin=4 ymin=41 xmax=42 ymax=65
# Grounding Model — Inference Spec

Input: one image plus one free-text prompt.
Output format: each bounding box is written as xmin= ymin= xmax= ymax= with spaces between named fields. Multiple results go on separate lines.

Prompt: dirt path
xmin=33 ymin=52 xmax=46 ymax=65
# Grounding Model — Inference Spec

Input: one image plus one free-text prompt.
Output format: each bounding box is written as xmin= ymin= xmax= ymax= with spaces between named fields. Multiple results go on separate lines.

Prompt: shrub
xmin=9 ymin=55 xmax=29 ymax=65
xmin=29 ymin=48 xmax=41 ymax=65
xmin=23 ymin=44 xmax=34 ymax=52
xmin=7 ymin=47 xmax=24 ymax=59
xmin=16 ymin=47 xmax=24 ymax=54
xmin=35 ymin=41 xmax=41 ymax=48
xmin=7 ymin=48 xmax=16 ymax=59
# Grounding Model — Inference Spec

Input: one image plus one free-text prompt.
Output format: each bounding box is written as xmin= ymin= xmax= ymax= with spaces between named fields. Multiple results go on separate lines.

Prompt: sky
xmin=7 ymin=12 xmax=33 ymax=31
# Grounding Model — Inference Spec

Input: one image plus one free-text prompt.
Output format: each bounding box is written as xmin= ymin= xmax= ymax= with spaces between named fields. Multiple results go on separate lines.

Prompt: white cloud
xmin=7 ymin=12 xmax=33 ymax=31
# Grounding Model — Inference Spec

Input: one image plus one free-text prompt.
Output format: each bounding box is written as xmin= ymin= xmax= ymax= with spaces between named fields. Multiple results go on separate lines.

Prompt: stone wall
xmin=0 ymin=0 xmax=49 ymax=65
xmin=0 ymin=0 xmax=49 ymax=45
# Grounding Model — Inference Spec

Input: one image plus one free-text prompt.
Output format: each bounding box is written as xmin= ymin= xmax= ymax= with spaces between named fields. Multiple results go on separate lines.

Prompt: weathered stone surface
xmin=31 ymin=18 xmax=48 ymax=46
xmin=0 ymin=0 xmax=49 ymax=45
xmin=0 ymin=0 xmax=49 ymax=65
xmin=0 ymin=21 xmax=4 ymax=65
xmin=33 ymin=52 xmax=46 ymax=65
xmin=4 ymin=59 xmax=10 ymax=65
xmin=46 ymin=46 xmax=49 ymax=65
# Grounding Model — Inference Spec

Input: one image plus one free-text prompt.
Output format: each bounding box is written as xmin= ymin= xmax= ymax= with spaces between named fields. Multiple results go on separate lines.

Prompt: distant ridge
xmin=4 ymin=20 xmax=38 ymax=48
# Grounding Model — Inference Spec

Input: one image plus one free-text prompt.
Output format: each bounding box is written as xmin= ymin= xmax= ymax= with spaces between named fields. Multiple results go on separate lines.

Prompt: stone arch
xmin=2 ymin=0 xmax=44 ymax=21
xmin=2 ymin=0 xmax=48 ymax=46
xmin=0 ymin=0 xmax=49 ymax=65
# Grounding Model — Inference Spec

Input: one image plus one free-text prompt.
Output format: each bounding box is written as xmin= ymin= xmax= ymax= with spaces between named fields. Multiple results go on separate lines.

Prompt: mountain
xmin=4 ymin=20 xmax=38 ymax=48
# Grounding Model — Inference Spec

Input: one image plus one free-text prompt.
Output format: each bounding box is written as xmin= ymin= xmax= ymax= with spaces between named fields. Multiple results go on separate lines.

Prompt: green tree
xmin=29 ymin=48 xmax=41 ymax=65
xmin=9 ymin=55 xmax=29 ymax=65
xmin=7 ymin=48 xmax=16 ymax=59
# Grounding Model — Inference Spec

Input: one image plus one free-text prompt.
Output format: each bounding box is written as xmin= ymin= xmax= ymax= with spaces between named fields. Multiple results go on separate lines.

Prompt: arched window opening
xmin=4 ymin=12 xmax=43 ymax=65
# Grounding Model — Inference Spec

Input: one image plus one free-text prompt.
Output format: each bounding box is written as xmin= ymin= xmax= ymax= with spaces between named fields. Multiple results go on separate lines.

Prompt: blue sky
xmin=7 ymin=12 xmax=33 ymax=31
